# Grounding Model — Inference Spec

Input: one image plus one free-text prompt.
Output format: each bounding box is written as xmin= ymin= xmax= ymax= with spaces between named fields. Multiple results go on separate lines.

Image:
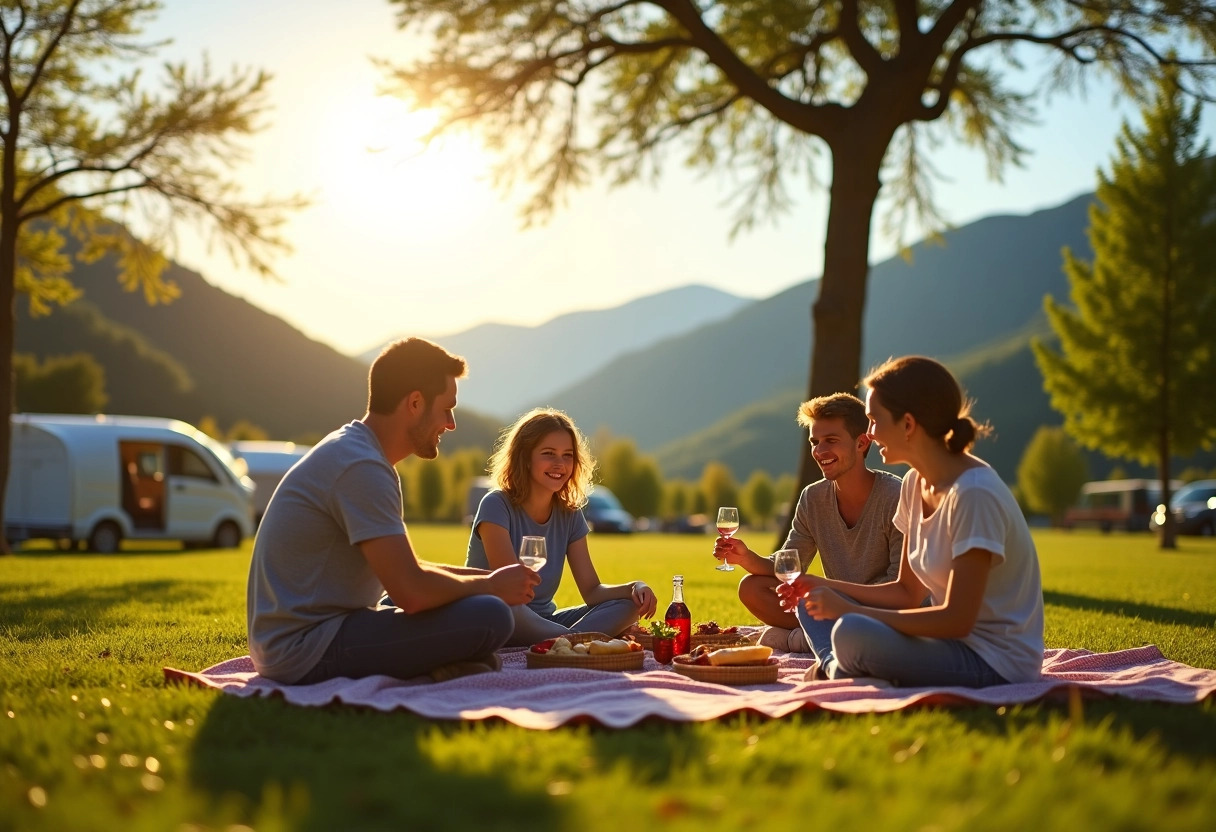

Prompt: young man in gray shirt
xmin=246 ymin=338 xmax=539 ymax=684
xmin=713 ymin=393 xmax=903 ymax=652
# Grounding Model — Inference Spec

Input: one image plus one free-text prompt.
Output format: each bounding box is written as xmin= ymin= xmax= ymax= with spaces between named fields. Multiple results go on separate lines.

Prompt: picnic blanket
xmin=163 ymin=644 xmax=1216 ymax=730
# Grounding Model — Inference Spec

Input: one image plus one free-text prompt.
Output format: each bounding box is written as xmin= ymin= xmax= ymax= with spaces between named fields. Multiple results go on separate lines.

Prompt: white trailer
xmin=5 ymin=414 xmax=255 ymax=553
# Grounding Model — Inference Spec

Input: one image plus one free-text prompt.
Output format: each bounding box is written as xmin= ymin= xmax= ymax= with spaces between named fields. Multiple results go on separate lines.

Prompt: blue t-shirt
xmin=247 ymin=421 xmax=407 ymax=683
xmin=465 ymin=490 xmax=589 ymax=616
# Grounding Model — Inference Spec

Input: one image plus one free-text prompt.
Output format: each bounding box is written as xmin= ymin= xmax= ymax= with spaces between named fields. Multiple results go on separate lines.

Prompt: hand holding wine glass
xmin=714 ymin=506 xmax=740 ymax=572
xmin=773 ymin=548 xmax=802 ymax=585
xmin=518 ymin=535 xmax=548 ymax=572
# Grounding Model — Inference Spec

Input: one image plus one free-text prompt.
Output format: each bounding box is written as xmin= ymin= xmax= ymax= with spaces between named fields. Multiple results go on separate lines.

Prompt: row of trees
xmin=392 ymin=438 xmax=800 ymax=529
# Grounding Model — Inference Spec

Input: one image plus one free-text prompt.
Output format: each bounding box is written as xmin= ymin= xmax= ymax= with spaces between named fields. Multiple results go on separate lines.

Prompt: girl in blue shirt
xmin=466 ymin=408 xmax=656 ymax=646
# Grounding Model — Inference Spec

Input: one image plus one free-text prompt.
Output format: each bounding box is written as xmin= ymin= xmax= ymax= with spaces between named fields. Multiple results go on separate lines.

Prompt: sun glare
xmin=319 ymin=95 xmax=490 ymax=227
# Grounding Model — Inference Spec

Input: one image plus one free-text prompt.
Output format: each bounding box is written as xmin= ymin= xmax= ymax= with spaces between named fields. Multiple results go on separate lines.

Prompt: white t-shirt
xmin=894 ymin=464 xmax=1044 ymax=683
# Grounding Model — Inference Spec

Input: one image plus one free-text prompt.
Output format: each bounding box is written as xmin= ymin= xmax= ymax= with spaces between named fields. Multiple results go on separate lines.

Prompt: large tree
xmin=382 ymin=0 xmax=1216 ymax=542
xmin=1 ymin=0 xmax=300 ymax=551
xmin=1033 ymin=69 xmax=1216 ymax=549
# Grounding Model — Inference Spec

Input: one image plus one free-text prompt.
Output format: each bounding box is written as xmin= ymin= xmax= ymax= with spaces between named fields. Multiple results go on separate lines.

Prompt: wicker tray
xmin=671 ymin=656 xmax=780 ymax=685
xmin=691 ymin=631 xmax=754 ymax=649
xmin=624 ymin=628 xmax=754 ymax=652
xmin=525 ymin=632 xmax=645 ymax=672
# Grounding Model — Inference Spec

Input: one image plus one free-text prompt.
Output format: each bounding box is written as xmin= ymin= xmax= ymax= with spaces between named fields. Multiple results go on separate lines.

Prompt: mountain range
xmin=17 ymin=190 xmax=1207 ymax=483
xmin=360 ymin=285 xmax=752 ymax=417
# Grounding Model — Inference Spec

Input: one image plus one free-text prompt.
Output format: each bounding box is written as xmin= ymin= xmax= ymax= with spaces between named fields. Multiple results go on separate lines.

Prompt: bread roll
xmin=588 ymin=638 xmax=632 ymax=655
xmin=706 ymin=645 xmax=773 ymax=666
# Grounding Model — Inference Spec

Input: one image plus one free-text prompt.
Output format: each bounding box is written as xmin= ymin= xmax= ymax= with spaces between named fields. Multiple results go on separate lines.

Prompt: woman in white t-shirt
xmin=778 ymin=356 xmax=1044 ymax=687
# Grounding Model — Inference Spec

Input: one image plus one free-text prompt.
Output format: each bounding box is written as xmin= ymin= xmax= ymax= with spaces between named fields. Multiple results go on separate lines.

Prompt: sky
xmin=131 ymin=1 xmax=1216 ymax=358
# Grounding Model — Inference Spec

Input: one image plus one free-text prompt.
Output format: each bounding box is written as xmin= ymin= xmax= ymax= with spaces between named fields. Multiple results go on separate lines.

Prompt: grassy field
xmin=1 ymin=527 xmax=1214 ymax=831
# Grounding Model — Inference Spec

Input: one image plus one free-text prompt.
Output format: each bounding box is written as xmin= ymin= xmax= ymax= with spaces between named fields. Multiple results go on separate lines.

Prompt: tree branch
xmin=838 ymin=0 xmax=884 ymax=77
xmin=18 ymin=178 xmax=150 ymax=223
xmin=18 ymin=0 xmax=84 ymax=108
xmin=653 ymin=0 xmax=818 ymax=133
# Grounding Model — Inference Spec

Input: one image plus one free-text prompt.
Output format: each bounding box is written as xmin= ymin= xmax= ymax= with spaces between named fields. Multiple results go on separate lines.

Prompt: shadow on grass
xmin=0 ymin=580 xmax=214 ymax=638
xmin=190 ymin=695 xmax=565 ymax=831
xmin=923 ymin=697 xmax=1216 ymax=763
xmin=1044 ymin=590 xmax=1216 ymax=628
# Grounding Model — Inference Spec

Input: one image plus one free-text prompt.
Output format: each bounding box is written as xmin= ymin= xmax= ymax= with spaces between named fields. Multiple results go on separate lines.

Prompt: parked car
xmin=1062 ymin=478 xmax=1180 ymax=533
xmin=583 ymin=486 xmax=635 ymax=533
xmin=5 ymin=413 xmax=254 ymax=552
xmin=1150 ymin=479 xmax=1216 ymax=536
xmin=228 ymin=440 xmax=311 ymax=525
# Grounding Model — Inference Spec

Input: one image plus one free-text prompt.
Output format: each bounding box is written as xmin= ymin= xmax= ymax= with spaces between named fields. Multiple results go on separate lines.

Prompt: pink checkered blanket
xmin=163 ymin=643 xmax=1216 ymax=730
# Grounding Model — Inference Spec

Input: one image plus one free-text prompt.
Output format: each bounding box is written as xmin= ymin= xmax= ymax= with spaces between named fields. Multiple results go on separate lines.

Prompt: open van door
xmin=119 ymin=442 xmax=166 ymax=531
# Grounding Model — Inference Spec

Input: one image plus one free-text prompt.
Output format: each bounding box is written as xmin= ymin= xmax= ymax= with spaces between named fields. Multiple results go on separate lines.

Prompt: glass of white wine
xmin=773 ymin=548 xmax=802 ymax=585
xmin=518 ymin=535 xmax=548 ymax=572
xmin=714 ymin=506 xmax=740 ymax=572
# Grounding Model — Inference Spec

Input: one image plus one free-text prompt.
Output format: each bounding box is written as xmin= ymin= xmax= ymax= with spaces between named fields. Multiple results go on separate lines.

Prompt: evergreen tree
xmin=1015 ymin=426 xmax=1089 ymax=526
xmin=1033 ymin=70 xmax=1216 ymax=549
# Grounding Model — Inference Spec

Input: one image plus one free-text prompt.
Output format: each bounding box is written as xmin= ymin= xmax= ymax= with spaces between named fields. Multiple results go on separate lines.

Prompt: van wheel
xmin=212 ymin=521 xmax=242 ymax=549
xmin=88 ymin=522 xmax=122 ymax=554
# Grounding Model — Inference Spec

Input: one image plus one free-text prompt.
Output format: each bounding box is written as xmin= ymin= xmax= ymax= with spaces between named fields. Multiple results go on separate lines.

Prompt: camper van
xmin=229 ymin=439 xmax=311 ymax=525
xmin=1062 ymin=478 xmax=1181 ymax=533
xmin=5 ymin=414 xmax=255 ymax=553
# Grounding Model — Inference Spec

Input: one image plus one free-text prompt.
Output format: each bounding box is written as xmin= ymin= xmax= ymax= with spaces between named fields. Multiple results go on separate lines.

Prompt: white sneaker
xmin=758 ymin=626 xmax=793 ymax=651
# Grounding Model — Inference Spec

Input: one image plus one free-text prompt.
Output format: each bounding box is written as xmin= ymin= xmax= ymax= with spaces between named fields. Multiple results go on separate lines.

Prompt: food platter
xmin=670 ymin=656 xmax=780 ymax=685
xmin=625 ymin=624 xmax=754 ymax=652
xmin=691 ymin=631 xmax=754 ymax=649
xmin=525 ymin=632 xmax=645 ymax=672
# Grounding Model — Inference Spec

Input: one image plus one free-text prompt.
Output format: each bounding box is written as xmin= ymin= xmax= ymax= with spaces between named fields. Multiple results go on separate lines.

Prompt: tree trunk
xmin=775 ymin=142 xmax=885 ymax=549
xmin=0 ymin=123 xmax=18 ymax=556
xmin=1158 ymin=165 xmax=1177 ymax=550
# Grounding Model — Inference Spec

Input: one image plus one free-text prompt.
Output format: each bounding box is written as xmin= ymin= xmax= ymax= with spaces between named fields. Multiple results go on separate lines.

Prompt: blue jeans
xmin=795 ymin=605 xmax=1008 ymax=688
xmin=505 ymin=598 xmax=640 ymax=647
xmin=295 ymin=596 xmax=514 ymax=684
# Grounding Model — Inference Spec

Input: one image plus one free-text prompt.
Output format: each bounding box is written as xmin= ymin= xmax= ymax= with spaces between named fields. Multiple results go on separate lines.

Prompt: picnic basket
xmin=671 ymin=656 xmax=780 ymax=685
xmin=524 ymin=632 xmax=645 ymax=672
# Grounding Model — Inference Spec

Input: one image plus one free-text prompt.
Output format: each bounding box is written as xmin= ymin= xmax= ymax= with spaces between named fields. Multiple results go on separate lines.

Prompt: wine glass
xmin=773 ymin=548 xmax=802 ymax=585
xmin=714 ymin=506 xmax=740 ymax=572
xmin=518 ymin=535 xmax=548 ymax=572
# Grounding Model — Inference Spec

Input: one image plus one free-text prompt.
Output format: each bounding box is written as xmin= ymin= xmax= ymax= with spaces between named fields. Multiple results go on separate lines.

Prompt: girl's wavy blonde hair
xmin=488 ymin=408 xmax=595 ymax=511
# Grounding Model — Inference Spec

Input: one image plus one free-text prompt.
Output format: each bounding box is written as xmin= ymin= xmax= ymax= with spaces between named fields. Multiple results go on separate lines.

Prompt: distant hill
xmin=547 ymin=195 xmax=1096 ymax=463
xmin=360 ymin=284 xmax=752 ymax=418
xmin=14 ymin=254 xmax=502 ymax=452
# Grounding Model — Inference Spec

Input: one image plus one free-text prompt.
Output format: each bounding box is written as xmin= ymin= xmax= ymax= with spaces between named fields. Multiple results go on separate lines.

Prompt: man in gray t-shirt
xmin=714 ymin=394 xmax=903 ymax=651
xmin=246 ymin=338 xmax=539 ymax=684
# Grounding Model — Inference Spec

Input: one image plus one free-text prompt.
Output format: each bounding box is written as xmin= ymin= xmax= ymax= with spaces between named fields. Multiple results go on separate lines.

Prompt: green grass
xmin=2 ymin=528 xmax=1214 ymax=831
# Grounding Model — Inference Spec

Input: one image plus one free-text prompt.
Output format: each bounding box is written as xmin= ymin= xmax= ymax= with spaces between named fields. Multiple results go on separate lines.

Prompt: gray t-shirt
xmin=465 ymin=490 xmax=589 ymax=617
xmin=780 ymin=470 xmax=903 ymax=584
xmin=246 ymin=421 xmax=406 ymax=683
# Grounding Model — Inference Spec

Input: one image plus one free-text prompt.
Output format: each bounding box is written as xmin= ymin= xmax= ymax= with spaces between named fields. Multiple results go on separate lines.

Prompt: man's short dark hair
xmin=796 ymin=393 xmax=869 ymax=439
xmin=367 ymin=338 xmax=467 ymax=415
